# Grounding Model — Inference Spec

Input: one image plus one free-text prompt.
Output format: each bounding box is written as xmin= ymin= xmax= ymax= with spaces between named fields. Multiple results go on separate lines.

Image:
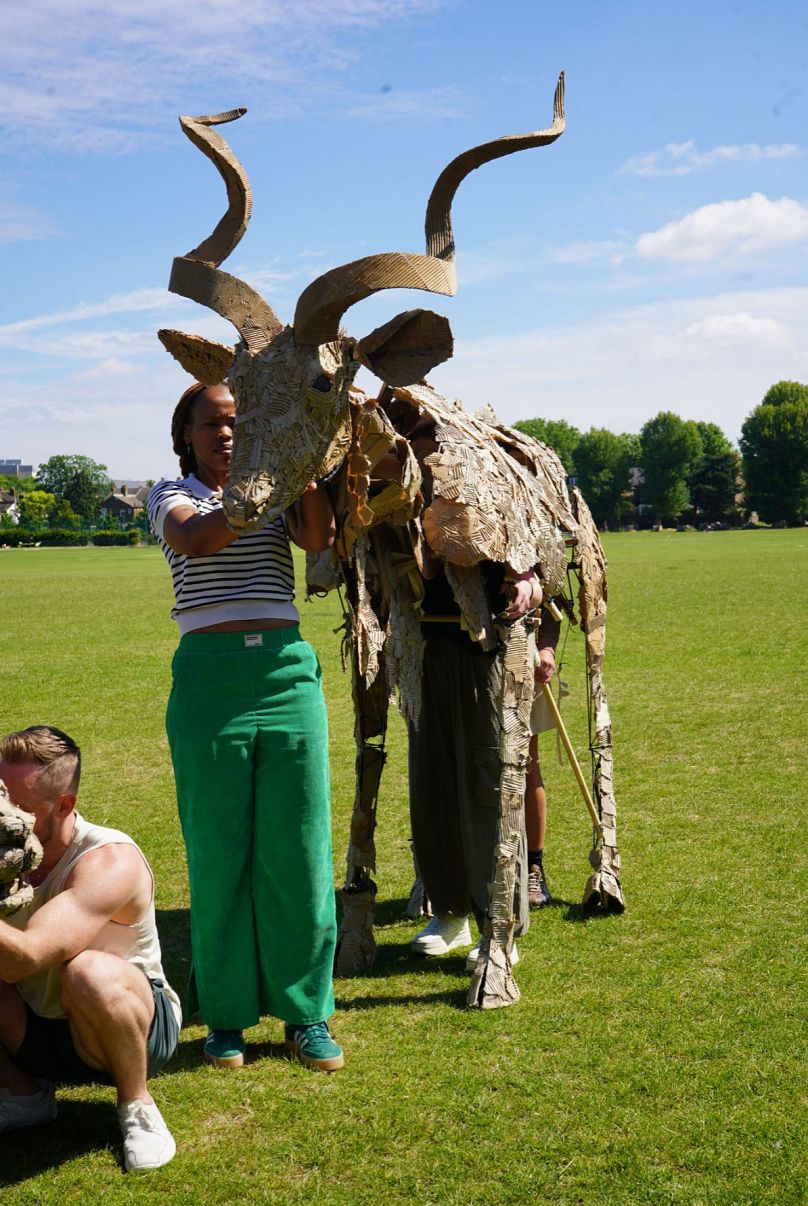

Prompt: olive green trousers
xmin=408 ymin=634 xmax=529 ymax=934
xmin=166 ymin=626 xmax=336 ymax=1029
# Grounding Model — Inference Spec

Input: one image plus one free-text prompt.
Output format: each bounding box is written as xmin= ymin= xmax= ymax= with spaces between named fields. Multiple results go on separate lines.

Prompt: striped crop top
xmin=147 ymin=475 xmax=299 ymax=634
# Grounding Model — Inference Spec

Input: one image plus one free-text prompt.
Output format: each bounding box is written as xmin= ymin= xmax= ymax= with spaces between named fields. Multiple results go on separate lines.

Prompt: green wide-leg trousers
xmin=166 ymin=626 xmax=336 ymax=1029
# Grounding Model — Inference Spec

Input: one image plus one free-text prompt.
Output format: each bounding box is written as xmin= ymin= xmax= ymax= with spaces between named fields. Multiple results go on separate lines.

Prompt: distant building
xmin=99 ymin=482 xmax=149 ymax=524
xmin=0 ymin=460 xmax=33 ymax=478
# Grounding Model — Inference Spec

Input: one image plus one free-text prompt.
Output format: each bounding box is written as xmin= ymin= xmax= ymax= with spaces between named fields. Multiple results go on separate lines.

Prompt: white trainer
xmin=117 ymin=1099 xmax=176 ymax=1172
xmin=465 ymin=937 xmax=520 ymax=973
xmin=410 ymin=914 xmax=473 ymax=956
xmin=0 ymin=1084 xmax=57 ymax=1131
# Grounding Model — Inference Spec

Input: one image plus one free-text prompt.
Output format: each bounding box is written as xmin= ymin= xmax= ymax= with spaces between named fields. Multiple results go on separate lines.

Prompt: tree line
xmin=514 ymin=380 xmax=808 ymax=530
xmin=4 ymin=380 xmax=806 ymax=535
xmin=0 ymin=455 xmax=156 ymax=544
xmin=0 ymin=454 xmax=116 ymax=530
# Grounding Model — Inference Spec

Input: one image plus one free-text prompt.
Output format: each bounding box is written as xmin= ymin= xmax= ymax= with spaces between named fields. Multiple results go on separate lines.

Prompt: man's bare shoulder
xmin=63 ymin=840 xmax=152 ymax=926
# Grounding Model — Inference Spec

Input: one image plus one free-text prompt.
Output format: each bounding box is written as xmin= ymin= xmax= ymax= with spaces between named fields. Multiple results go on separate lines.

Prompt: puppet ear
xmin=354 ymin=309 xmax=453 ymax=387
xmin=158 ymin=329 xmax=236 ymax=386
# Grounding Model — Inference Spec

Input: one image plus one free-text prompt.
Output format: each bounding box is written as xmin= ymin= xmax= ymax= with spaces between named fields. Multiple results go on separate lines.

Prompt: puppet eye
xmin=311 ymin=374 xmax=332 ymax=393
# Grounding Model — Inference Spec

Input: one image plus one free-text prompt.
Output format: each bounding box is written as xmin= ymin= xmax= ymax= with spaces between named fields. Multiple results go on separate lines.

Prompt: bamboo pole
xmin=541 ymin=681 xmax=604 ymax=841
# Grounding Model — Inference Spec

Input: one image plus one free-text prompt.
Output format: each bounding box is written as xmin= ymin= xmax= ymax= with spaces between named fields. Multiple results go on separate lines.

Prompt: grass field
xmin=1 ymin=531 xmax=806 ymax=1204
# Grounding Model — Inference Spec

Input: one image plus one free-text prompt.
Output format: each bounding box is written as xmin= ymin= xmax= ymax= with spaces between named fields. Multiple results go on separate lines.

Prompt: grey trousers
xmin=408 ymin=634 xmax=529 ymax=935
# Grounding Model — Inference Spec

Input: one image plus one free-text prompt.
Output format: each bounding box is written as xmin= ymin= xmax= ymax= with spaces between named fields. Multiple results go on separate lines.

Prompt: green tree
xmin=639 ymin=411 xmax=703 ymax=524
xmin=36 ymin=455 xmax=112 ymax=523
xmin=48 ymin=497 xmax=80 ymax=530
xmin=19 ymin=489 xmax=56 ymax=528
xmin=688 ymin=422 xmax=740 ymax=524
xmin=740 ymin=381 xmax=808 ymax=524
xmin=513 ymin=418 xmax=581 ymax=474
xmin=0 ymin=473 xmax=38 ymax=495
xmin=574 ymin=429 xmax=640 ymax=529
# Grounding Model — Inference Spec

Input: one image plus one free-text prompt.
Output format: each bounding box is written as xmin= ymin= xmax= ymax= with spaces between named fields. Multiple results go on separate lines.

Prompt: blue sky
xmin=1 ymin=0 xmax=806 ymax=480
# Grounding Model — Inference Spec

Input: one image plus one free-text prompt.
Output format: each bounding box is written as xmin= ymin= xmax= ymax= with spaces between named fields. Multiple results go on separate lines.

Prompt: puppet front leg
xmin=334 ymin=641 xmax=389 ymax=977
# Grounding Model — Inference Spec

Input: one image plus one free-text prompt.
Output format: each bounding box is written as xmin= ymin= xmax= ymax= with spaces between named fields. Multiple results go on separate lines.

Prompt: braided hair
xmin=170 ymin=382 xmax=209 ymax=478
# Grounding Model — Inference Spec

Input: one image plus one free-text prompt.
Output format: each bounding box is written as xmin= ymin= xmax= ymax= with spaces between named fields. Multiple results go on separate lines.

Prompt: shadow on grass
xmin=335 ymin=987 xmax=468 ymax=1010
xmin=160 ymin=898 xmax=562 ymax=1018
xmin=246 ymin=1039 xmax=305 ymax=1066
xmin=173 ymin=1033 xmax=295 ymax=1069
xmin=155 ymin=907 xmax=191 ymax=994
xmin=335 ymin=942 xmax=473 ymax=1011
xmin=0 ymin=1099 xmax=120 ymax=1184
xmin=369 ymin=895 xmax=420 ymax=928
xmin=358 ymin=892 xmax=621 ymax=928
xmin=562 ymin=899 xmax=625 ymax=923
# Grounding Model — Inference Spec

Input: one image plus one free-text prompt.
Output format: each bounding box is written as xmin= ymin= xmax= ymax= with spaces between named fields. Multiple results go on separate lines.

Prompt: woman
xmin=147 ymin=382 xmax=343 ymax=1072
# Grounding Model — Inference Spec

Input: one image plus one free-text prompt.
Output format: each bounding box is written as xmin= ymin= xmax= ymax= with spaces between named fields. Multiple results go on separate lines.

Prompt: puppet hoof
xmin=465 ymin=937 xmax=521 ymax=1009
xmin=582 ymin=872 xmax=626 ymax=915
xmin=335 ymin=888 xmax=377 ymax=976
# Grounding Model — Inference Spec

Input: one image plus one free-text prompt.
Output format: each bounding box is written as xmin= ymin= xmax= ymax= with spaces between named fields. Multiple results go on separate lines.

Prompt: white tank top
xmin=7 ymin=812 xmax=182 ymax=1026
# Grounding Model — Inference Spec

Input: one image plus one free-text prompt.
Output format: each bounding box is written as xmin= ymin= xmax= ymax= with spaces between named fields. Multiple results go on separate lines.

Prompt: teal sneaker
xmin=203 ymin=1028 xmax=245 ymax=1068
xmin=284 ymin=1022 xmax=344 ymax=1072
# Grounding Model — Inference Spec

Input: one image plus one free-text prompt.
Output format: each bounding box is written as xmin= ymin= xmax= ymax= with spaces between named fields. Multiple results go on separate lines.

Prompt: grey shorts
xmin=15 ymin=977 xmax=179 ymax=1086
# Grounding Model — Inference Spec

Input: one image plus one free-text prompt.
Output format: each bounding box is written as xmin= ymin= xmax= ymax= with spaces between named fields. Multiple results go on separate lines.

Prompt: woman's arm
xmin=161 ymin=504 xmax=241 ymax=557
xmin=284 ymin=482 xmax=336 ymax=553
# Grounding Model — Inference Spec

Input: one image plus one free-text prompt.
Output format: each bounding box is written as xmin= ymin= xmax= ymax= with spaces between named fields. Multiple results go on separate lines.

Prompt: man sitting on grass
xmin=0 ymin=726 xmax=180 ymax=1172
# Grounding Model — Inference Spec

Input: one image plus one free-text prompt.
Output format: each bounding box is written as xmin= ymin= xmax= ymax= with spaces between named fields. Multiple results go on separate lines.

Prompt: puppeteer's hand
xmin=534 ymin=647 xmax=556 ymax=684
xmin=500 ymin=570 xmax=542 ymax=620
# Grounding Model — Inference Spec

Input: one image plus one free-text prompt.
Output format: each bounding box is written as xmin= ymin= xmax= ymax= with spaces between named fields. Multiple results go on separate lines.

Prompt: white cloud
xmin=74 ymin=358 xmax=141 ymax=379
xmin=17 ymin=330 xmax=158 ymax=359
xmin=635 ymin=194 xmax=808 ymax=263
xmin=0 ymin=289 xmax=177 ymax=340
xmin=427 ymin=287 xmax=808 ymax=443
xmin=341 ymin=85 xmax=468 ymax=122
xmin=621 ymin=140 xmax=800 ymax=178
xmin=548 ymin=239 xmax=627 ymax=265
xmin=0 ymin=285 xmax=238 ymax=372
xmin=0 ymin=354 xmax=193 ymax=479
xmin=4 ymin=275 xmax=807 ymax=477
xmin=0 ymin=1 xmax=446 ymax=150
xmin=683 ymin=313 xmax=791 ymax=348
xmin=0 ymin=199 xmax=59 ymax=243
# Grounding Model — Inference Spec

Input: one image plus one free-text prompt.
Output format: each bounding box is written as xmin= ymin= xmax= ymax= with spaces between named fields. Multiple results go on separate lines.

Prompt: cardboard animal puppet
xmin=0 ymin=778 xmax=43 ymax=916
xmin=159 ymin=73 xmax=624 ymax=1009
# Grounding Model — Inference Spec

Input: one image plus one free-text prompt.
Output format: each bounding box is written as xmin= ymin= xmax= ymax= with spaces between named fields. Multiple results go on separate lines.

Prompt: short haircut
xmin=0 ymin=725 xmax=81 ymax=796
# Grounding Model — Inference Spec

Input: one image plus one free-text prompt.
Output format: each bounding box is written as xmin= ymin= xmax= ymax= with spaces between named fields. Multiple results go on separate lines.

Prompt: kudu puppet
xmin=158 ymin=72 xmax=625 ymax=1010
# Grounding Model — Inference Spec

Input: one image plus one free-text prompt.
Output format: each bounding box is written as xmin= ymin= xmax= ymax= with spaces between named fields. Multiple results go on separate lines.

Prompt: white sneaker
xmin=410 ymin=914 xmax=473 ymax=956
xmin=0 ymin=1084 xmax=57 ymax=1131
xmin=117 ymin=1099 xmax=176 ymax=1172
xmin=465 ymin=937 xmax=520 ymax=972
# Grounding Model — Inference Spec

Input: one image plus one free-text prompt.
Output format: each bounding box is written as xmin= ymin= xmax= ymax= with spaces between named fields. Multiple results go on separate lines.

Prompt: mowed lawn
xmin=0 ymin=531 xmax=805 ymax=1205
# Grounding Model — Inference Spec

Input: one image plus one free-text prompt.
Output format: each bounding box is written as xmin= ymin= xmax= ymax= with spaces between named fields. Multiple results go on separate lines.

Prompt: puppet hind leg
xmin=570 ymin=487 xmax=625 ymax=914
